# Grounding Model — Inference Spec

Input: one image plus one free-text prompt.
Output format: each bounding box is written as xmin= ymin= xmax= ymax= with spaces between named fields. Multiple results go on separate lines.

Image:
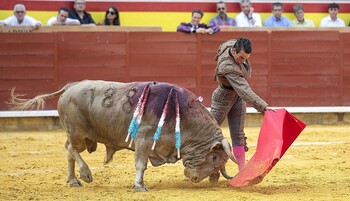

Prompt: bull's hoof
xmin=134 ymin=186 xmax=148 ymax=192
xmin=79 ymin=167 xmax=93 ymax=183
xmin=67 ymin=178 xmax=83 ymax=187
xmin=209 ymin=172 xmax=220 ymax=183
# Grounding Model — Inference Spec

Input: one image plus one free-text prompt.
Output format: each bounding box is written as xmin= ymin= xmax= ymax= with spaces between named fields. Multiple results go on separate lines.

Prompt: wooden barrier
xmin=0 ymin=26 xmax=163 ymax=32
xmin=0 ymin=28 xmax=349 ymax=110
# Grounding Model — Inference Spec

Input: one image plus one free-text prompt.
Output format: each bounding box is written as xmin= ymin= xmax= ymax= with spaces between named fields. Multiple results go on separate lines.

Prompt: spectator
xmin=320 ymin=2 xmax=345 ymax=27
xmin=177 ymin=9 xmax=219 ymax=34
xmin=264 ymin=2 xmax=291 ymax=27
xmin=0 ymin=4 xmax=42 ymax=29
xmin=69 ymin=0 xmax=95 ymax=25
xmin=98 ymin=7 xmax=120 ymax=26
xmin=46 ymin=7 xmax=80 ymax=26
xmin=209 ymin=1 xmax=236 ymax=27
xmin=236 ymin=0 xmax=262 ymax=27
xmin=291 ymin=4 xmax=314 ymax=27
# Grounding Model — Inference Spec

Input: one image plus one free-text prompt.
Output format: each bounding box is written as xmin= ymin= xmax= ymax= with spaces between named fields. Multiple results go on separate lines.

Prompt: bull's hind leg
xmin=65 ymin=138 xmax=93 ymax=187
xmin=133 ymin=126 xmax=153 ymax=192
xmin=65 ymin=140 xmax=81 ymax=187
xmin=66 ymin=146 xmax=82 ymax=187
xmin=133 ymin=147 xmax=150 ymax=192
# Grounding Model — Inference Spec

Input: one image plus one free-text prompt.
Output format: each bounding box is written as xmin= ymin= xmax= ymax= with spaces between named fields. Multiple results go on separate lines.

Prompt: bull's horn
xmin=220 ymin=167 xmax=233 ymax=179
xmin=221 ymin=139 xmax=238 ymax=164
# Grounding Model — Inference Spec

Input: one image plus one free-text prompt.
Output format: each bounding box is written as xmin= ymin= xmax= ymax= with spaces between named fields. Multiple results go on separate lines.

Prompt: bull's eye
xmin=213 ymin=155 xmax=217 ymax=161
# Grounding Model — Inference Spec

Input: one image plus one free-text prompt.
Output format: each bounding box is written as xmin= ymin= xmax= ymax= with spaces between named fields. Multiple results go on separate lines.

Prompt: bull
xmin=9 ymin=80 xmax=237 ymax=192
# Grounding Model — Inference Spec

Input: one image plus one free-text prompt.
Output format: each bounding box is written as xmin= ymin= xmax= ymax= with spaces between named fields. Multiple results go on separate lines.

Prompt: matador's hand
xmin=264 ymin=107 xmax=276 ymax=113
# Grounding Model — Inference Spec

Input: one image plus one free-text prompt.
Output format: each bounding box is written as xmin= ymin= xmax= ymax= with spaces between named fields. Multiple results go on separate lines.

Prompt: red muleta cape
xmin=229 ymin=108 xmax=306 ymax=187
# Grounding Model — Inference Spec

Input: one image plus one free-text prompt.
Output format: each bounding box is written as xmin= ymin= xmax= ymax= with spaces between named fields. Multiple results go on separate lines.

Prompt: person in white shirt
xmin=0 ymin=4 xmax=42 ymax=29
xmin=47 ymin=7 xmax=80 ymax=26
xmin=320 ymin=2 xmax=345 ymax=27
xmin=236 ymin=0 xmax=262 ymax=27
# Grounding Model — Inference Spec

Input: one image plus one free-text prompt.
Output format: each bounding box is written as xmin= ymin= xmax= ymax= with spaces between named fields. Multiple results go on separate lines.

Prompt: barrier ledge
xmin=1 ymin=107 xmax=349 ymax=131
xmin=247 ymin=106 xmax=350 ymax=114
xmin=1 ymin=107 xmax=350 ymax=118
xmin=0 ymin=110 xmax=59 ymax=118
xmin=0 ymin=26 xmax=163 ymax=33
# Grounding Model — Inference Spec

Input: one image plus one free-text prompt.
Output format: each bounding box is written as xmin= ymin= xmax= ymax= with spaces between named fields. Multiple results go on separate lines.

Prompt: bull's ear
xmin=209 ymin=141 xmax=223 ymax=152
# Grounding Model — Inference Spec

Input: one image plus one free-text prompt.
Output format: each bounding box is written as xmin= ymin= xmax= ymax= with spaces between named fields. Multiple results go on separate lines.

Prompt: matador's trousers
xmin=210 ymin=86 xmax=247 ymax=148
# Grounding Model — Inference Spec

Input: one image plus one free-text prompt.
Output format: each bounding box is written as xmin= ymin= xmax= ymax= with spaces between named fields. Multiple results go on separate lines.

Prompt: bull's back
xmin=58 ymin=80 xmax=139 ymax=146
xmin=57 ymin=80 xmax=211 ymax=149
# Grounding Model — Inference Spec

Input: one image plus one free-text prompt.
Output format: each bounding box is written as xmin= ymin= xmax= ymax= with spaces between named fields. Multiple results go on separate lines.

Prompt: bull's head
xmin=183 ymin=139 xmax=237 ymax=183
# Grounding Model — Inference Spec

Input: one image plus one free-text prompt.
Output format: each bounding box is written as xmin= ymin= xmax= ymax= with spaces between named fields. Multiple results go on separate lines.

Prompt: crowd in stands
xmin=0 ymin=0 xmax=120 ymax=28
xmin=177 ymin=0 xmax=348 ymax=34
xmin=0 ymin=0 xmax=349 ymax=32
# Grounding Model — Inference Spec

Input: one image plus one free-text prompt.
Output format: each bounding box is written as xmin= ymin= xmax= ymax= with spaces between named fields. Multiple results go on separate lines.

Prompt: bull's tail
xmin=8 ymin=82 xmax=77 ymax=110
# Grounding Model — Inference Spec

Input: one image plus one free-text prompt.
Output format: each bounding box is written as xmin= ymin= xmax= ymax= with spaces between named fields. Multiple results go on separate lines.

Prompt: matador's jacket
xmin=213 ymin=39 xmax=268 ymax=112
xmin=210 ymin=39 xmax=268 ymax=146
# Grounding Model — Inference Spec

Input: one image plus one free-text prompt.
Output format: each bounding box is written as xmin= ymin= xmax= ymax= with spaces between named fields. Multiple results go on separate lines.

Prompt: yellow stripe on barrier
xmin=1 ymin=10 xmax=350 ymax=31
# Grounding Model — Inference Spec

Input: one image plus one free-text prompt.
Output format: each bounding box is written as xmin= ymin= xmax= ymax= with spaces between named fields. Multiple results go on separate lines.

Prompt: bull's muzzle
xmin=184 ymin=168 xmax=201 ymax=183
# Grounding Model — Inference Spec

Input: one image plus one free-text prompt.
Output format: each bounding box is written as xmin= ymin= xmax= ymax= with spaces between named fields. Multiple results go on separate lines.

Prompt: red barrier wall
xmin=1 ymin=29 xmax=349 ymax=110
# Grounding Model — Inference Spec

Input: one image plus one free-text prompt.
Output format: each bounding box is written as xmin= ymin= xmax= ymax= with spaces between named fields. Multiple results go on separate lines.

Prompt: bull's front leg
xmin=209 ymin=171 xmax=220 ymax=183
